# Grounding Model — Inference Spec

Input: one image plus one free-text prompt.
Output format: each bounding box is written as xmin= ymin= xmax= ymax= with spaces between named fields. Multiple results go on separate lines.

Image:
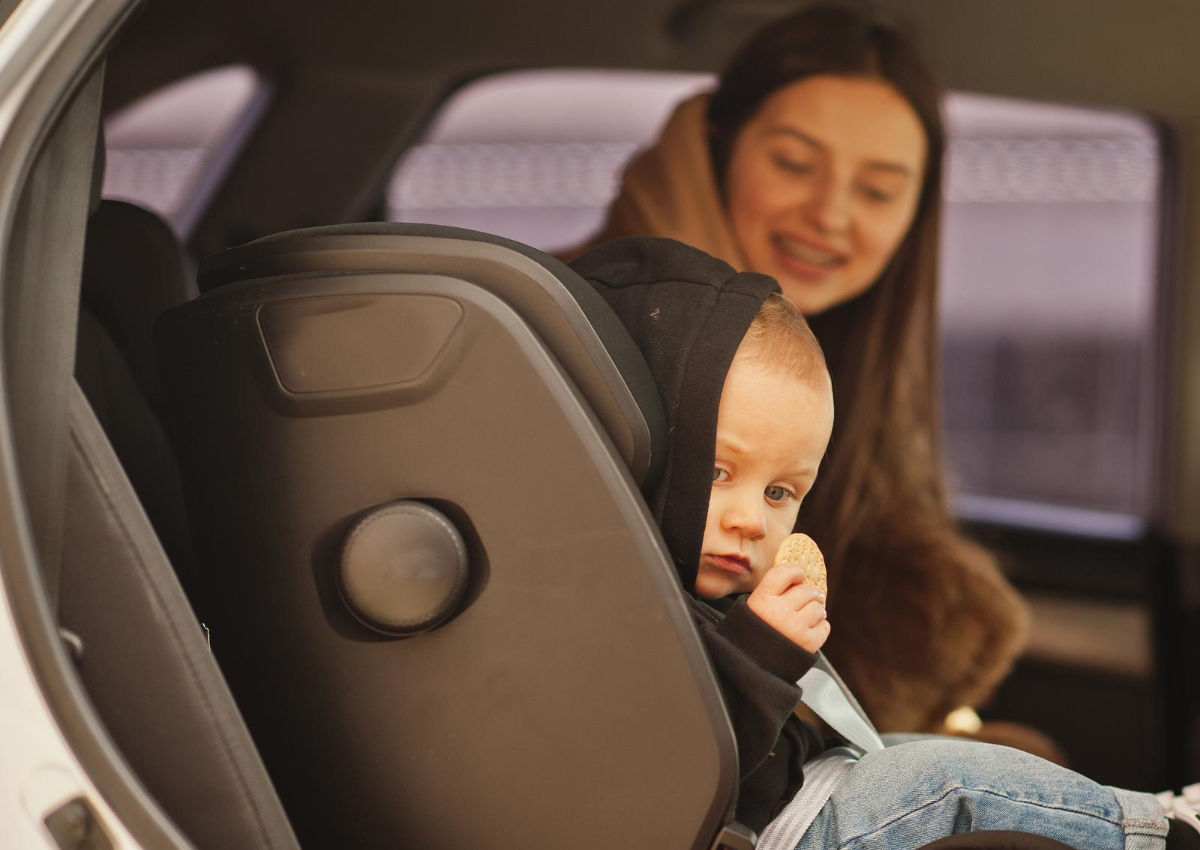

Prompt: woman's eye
xmin=859 ymin=184 xmax=897 ymax=203
xmin=713 ymin=467 xmax=730 ymax=483
xmin=765 ymin=485 xmax=793 ymax=503
xmin=773 ymin=154 xmax=814 ymax=175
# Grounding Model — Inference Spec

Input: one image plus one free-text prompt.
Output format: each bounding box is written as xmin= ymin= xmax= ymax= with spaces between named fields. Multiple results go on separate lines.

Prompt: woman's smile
xmin=770 ymin=232 xmax=848 ymax=278
xmin=722 ymin=74 xmax=927 ymax=315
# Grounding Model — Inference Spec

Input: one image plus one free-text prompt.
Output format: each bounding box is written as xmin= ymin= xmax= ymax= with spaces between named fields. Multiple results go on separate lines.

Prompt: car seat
xmin=155 ymin=223 xmax=1094 ymax=850
xmin=156 ymin=222 xmax=738 ymax=850
xmin=62 ymin=197 xmax=292 ymax=848
xmin=7 ymin=69 xmax=299 ymax=850
xmin=75 ymin=198 xmax=200 ymax=607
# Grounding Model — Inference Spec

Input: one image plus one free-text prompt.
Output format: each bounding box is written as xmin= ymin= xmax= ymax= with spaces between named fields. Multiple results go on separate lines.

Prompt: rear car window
xmin=386 ymin=70 xmax=1164 ymax=537
xmin=103 ymin=64 xmax=269 ymax=237
xmin=939 ymin=96 xmax=1161 ymax=536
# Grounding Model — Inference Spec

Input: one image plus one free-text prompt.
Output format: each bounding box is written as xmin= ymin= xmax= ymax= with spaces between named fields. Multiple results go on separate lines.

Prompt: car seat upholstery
xmin=75 ymin=199 xmax=199 ymax=608
xmin=156 ymin=223 xmax=736 ymax=850
xmin=58 ymin=170 xmax=296 ymax=850
xmin=57 ymin=382 xmax=302 ymax=850
xmin=81 ymin=199 xmax=193 ymax=408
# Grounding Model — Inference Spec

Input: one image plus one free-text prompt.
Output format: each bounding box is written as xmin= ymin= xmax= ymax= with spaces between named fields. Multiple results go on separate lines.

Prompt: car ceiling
xmin=105 ymin=0 xmax=1200 ymax=543
xmin=107 ymin=0 xmax=1200 ymax=107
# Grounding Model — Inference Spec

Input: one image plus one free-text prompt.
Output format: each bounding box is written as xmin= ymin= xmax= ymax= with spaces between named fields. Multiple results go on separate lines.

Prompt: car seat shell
xmin=157 ymin=224 xmax=736 ymax=850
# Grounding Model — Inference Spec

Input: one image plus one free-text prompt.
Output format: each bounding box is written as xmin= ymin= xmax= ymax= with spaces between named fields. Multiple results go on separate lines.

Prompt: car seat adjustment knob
xmin=338 ymin=500 xmax=469 ymax=636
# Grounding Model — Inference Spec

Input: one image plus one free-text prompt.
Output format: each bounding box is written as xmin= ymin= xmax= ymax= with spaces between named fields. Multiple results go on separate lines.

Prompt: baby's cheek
xmin=771 ymin=510 xmax=800 ymax=543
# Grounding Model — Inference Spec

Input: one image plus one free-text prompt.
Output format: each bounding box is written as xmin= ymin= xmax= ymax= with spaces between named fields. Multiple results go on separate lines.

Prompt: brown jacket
xmin=563 ymin=94 xmax=1031 ymax=736
xmin=560 ymin=95 xmax=744 ymax=265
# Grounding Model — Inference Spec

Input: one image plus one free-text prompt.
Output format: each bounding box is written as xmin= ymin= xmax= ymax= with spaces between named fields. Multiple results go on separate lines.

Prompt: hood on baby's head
xmin=570 ymin=236 xmax=780 ymax=592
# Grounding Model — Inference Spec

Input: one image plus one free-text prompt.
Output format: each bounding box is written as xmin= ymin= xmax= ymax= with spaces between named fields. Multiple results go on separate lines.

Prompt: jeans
xmin=795 ymin=739 xmax=1168 ymax=850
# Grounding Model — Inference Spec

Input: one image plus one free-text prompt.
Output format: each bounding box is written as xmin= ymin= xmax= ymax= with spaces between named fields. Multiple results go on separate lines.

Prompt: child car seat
xmin=156 ymin=223 xmax=738 ymax=850
xmin=156 ymin=223 xmax=1093 ymax=850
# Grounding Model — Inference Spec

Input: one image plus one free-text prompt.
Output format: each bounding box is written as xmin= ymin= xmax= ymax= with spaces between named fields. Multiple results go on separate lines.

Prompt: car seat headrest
xmin=83 ymin=199 xmax=191 ymax=405
xmin=197 ymin=222 xmax=667 ymax=490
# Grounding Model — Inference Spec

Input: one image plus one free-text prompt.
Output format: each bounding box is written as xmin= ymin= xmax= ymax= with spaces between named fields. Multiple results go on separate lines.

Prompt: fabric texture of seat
xmin=58 ymin=382 xmax=301 ymax=850
xmin=75 ymin=310 xmax=198 ymax=605
xmin=75 ymin=199 xmax=199 ymax=609
xmin=81 ymin=199 xmax=193 ymax=409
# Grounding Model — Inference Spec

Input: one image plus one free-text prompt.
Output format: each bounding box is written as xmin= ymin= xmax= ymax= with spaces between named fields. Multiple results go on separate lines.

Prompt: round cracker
xmin=772 ymin=532 xmax=827 ymax=595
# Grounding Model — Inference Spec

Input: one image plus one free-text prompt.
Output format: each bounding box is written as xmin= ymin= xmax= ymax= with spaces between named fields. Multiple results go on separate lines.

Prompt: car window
xmin=940 ymin=95 xmax=1161 ymax=537
xmin=386 ymin=70 xmax=1163 ymax=537
xmin=103 ymin=64 xmax=269 ymax=237
xmin=386 ymin=70 xmax=711 ymax=252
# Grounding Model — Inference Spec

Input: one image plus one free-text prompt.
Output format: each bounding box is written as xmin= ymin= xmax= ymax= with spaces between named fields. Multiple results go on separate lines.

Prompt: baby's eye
xmin=713 ymin=467 xmax=730 ymax=483
xmin=764 ymin=485 xmax=794 ymax=503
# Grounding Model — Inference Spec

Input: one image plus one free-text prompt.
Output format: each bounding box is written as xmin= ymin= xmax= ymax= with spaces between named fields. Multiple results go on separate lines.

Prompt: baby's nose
xmin=728 ymin=500 xmax=767 ymax=539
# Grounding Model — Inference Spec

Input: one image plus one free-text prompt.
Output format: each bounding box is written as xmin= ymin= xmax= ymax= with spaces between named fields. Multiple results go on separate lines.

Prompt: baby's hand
xmin=746 ymin=562 xmax=830 ymax=654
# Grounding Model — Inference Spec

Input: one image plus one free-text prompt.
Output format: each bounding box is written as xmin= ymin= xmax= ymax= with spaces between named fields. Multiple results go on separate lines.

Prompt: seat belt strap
xmin=757 ymin=658 xmax=878 ymax=847
xmin=3 ymin=68 xmax=102 ymax=608
xmin=798 ymin=655 xmax=884 ymax=753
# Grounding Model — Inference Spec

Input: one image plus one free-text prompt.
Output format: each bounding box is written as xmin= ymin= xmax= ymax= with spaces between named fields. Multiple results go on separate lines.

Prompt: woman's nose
xmin=805 ymin=174 xmax=852 ymax=234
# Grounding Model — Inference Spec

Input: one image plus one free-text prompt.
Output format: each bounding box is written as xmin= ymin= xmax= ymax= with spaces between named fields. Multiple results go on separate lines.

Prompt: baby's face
xmin=696 ymin=350 xmax=834 ymax=600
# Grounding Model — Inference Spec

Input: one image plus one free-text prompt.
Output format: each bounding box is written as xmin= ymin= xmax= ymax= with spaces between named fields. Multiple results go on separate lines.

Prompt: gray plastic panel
xmin=196 ymin=225 xmax=664 ymax=489
xmin=257 ymin=292 xmax=462 ymax=395
xmin=157 ymin=270 xmax=737 ymax=850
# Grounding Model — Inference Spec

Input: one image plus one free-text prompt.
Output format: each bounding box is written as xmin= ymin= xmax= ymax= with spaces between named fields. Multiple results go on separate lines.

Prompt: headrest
xmin=83 ymin=199 xmax=190 ymax=403
xmin=197 ymin=222 xmax=667 ymax=490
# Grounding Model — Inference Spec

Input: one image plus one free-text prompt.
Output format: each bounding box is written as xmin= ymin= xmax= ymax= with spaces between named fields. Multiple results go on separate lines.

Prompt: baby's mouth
xmin=707 ymin=554 xmax=751 ymax=576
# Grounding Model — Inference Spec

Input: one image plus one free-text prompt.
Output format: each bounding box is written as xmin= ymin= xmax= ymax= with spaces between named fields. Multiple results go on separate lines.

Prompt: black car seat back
xmin=7 ymin=71 xmax=299 ymax=850
xmin=157 ymin=223 xmax=736 ymax=850
xmin=81 ymin=198 xmax=193 ymax=409
xmin=59 ymin=383 xmax=302 ymax=850
xmin=75 ymin=199 xmax=198 ymax=605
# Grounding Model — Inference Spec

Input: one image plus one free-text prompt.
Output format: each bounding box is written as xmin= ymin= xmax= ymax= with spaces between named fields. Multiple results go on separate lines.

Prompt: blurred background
xmin=105 ymin=66 xmax=1163 ymax=535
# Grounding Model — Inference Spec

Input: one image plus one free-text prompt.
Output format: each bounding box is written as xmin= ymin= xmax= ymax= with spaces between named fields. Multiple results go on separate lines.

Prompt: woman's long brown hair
xmin=707 ymin=7 xmax=1031 ymax=730
xmin=709 ymin=5 xmax=954 ymax=594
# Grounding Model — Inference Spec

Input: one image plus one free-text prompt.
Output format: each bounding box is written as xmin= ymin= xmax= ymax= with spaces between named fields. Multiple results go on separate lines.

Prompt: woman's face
xmin=722 ymin=74 xmax=928 ymax=315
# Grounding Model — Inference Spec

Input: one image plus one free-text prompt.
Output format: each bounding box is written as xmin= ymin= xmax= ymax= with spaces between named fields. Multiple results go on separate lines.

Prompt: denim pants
xmin=794 ymin=739 xmax=1168 ymax=850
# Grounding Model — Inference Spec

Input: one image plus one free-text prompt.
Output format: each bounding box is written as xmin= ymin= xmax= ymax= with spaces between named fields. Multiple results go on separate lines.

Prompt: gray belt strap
xmin=755 ymin=747 xmax=858 ymax=850
xmin=797 ymin=656 xmax=884 ymax=754
xmin=751 ymin=657 xmax=882 ymax=847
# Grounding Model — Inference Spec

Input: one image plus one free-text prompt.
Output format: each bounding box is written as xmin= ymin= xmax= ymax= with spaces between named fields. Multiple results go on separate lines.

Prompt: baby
xmin=572 ymin=236 xmax=1199 ymax=850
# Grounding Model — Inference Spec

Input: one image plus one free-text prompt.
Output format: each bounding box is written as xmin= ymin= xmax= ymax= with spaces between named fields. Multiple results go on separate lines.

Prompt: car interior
xmin=3 ymin=0 xmax=1200 ymax=849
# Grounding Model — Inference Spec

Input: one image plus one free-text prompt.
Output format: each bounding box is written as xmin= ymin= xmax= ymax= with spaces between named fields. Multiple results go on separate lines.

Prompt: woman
xmin=566 ymin=4 xmax=1033 ymax=739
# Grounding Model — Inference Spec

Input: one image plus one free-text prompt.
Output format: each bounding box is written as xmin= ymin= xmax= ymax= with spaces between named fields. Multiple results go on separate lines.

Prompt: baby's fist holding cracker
xmin=747 ymin=533 xmax=830 ymax=654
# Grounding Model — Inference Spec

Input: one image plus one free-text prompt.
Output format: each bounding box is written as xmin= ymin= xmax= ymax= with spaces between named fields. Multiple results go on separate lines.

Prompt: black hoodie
xmin=570 ymin=237 xmax=827 ymax=832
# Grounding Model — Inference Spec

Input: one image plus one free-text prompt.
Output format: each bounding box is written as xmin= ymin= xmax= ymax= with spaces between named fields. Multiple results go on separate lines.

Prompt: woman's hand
xmin=746 ymin=562 xmax=830 ymax=654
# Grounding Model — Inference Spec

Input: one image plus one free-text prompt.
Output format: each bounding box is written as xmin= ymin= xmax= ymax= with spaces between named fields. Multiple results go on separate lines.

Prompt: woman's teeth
xmin=774 ymin=235 xmax=843 ymax=267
